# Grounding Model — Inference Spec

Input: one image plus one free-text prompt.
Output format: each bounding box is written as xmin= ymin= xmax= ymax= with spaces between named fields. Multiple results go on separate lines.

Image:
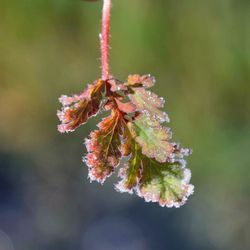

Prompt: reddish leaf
xmin=84 ymin=110 xmax=126 ymax=183
xmin=107 ymin=79 xmax=127 ymax=92
xmin=57 ymin=80 xmax=105 ymax=133
xmin=115 ymin=98 xmax=136 ymax=114
xmin=127 ymin=74 xmax=155 ymax=88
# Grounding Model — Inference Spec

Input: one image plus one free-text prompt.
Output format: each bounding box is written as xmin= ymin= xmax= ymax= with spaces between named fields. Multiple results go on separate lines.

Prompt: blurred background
xmin=0 ymin=0 xmax=250 ymax=249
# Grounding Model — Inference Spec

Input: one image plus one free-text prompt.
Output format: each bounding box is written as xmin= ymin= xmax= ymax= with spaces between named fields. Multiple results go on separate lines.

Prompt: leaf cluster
xmin=57 ymin=75 xmax=194 ymax=207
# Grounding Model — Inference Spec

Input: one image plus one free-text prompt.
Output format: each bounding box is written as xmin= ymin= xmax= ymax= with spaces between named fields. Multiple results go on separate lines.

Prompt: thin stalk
xmin=100 ymin=0 xmax=111 ymax=80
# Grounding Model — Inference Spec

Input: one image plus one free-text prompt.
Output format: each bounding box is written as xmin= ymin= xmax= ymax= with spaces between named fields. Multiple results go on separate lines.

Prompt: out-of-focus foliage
xmin=0 ymin=0 xmax=249 ymax=249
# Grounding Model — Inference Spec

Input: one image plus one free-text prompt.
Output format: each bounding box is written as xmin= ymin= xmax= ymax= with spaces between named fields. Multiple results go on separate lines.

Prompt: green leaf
xmin=138 ymin=157 xmax=194 ymax=208
xmin=116 ymin=141 xmax=141 ymax=193
xmin=129 ymin=87 xmax=169 ymax=123
xmin=116 ymin=139 xmax=194 ymax=208
xmin=130 ymin=114 xmax=174 ymax=162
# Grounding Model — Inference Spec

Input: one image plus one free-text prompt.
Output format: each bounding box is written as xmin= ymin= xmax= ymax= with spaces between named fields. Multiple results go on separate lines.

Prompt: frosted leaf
xmin=115 ymin=166 xmax=137 ymax=194
xmin=129 ymin=115 xmax=174 ymax=162
xmin=115 ymin=98 xmax=136 ymax=114
xmin=107 ymin=79 xmax=128 ymax=92
xmin=138 ymin=156 xmax=194 ymax=208
xmin=115 ymin=139 xmax=194 ymax=208
xmin=59 ymin=95 xmax=82 ymax=106
xmin=127 ymin=74 xmax=155 ymax=88
xmin=85 ymin=110 xmax=126 ymax=183
xmin=57 ymin=80 xmax=106 ymax=133
xmin=129 ymin=88 xmax=169 ymax=123
xmin=115 ymin=141 xmax=141 ymax=193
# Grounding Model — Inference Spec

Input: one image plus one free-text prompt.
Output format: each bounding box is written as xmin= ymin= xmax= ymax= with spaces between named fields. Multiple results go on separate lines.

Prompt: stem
xmin=101 ymin=0 xmax=111 ymax=80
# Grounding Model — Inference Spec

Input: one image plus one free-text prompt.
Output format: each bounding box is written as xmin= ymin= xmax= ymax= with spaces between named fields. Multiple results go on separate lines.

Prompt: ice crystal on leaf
xmin=85 ymin=109 xmax=126 ymax=183
xmin=58 ymin=75 xmax=194 ymax=207
xmin=129 ymin=114 xmax=173 ymax=162
xmin=57 ymin=80 xmax=105 ymax=133
xmin=126 ymin=76 xmax=169 ymax=123
xmin=115 ymin=141 xmax=194 ymax=208
xmin=127 ymin=74 xmax=155 ymax=88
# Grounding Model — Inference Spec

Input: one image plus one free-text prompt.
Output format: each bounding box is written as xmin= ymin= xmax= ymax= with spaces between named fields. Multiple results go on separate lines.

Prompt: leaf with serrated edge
xmin=129 ymin=88 xmax=169 ymax=123
xmin=130 ymin=114 xmax=174 ymax=162
xmin=116 ymin=141 xmax=141 ymax=193
xmin=127 ymin=74 xmax=155 ymax=88
xmin=116 ymin=138 xmax=193 ymax=208
xmin=84 ymin=110 xmax=126 ymax=183
xmin=138 ymin=157 xmax=194 ymax=208
xmin=57 ymin=79 xmax=105 ymax=133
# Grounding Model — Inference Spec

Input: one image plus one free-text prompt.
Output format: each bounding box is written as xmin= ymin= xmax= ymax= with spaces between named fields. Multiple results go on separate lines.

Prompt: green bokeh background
xmin=0 ymin=0 xmax=249 ymax=249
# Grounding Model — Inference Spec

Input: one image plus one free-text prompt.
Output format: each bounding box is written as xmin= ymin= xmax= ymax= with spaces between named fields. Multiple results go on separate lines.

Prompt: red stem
xmin=101 ymin=0 xmax=111 ymax=80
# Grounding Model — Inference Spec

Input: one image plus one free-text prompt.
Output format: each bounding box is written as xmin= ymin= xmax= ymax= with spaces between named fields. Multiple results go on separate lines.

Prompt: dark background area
xmin=0 ymin=0 xmax=250 ymax=249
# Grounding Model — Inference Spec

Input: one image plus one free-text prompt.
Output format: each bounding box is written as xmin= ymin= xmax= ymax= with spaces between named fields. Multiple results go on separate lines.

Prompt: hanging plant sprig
xmin=57 ymin=0 xmax=194 ymax=208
